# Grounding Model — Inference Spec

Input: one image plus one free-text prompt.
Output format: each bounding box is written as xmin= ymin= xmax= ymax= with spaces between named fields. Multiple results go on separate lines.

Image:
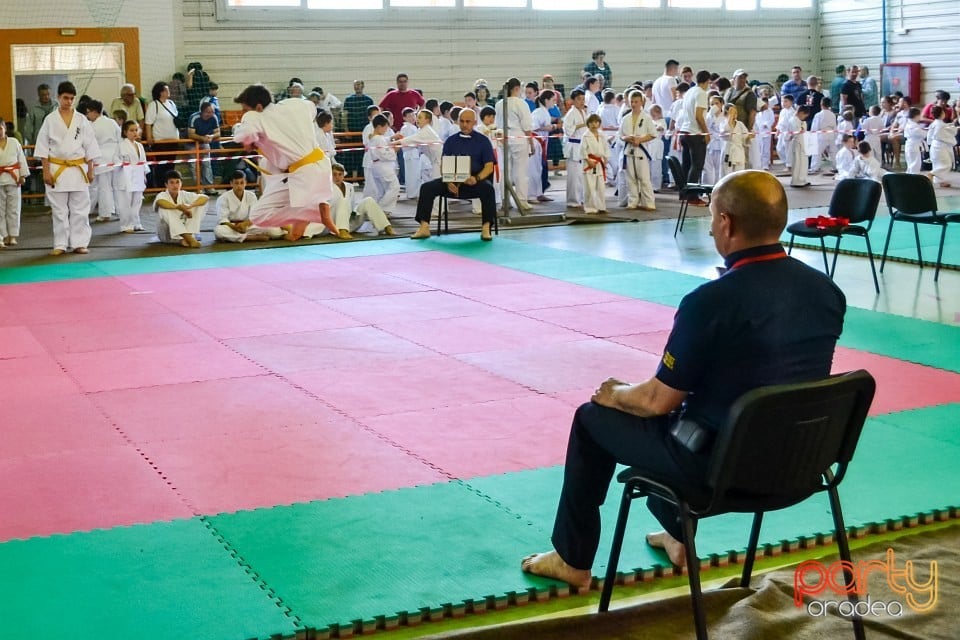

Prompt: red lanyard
xmin=728 ymin=248 xmax=788 ymax=271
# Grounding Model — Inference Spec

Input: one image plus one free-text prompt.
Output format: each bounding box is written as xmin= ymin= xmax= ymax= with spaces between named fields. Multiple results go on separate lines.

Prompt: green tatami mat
xmin=0 ymin=518 xmax=297 ymax=640
xmin=868 ymin=403 xmax=960 ymax=448
xmin=840 ymin=307 xmax=960 ymax=373
xmin=208 ymin=481 xmax=555 ymax=631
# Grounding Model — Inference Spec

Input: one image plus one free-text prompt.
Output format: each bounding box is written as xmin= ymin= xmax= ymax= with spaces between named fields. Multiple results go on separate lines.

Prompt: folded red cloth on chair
xmin=804 ymin=216 xmax=850 ymax=230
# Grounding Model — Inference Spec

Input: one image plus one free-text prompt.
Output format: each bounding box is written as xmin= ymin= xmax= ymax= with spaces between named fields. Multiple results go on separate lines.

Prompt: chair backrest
xmin=882 ymin=173 xmax=939 ymax=216
xmin=829 ymin=179 xmax=882 ymax=226
xmin=667 ymin=156 xmax=687 ymax=190
xmin=705 ymin=370 xmax=876 ymax=513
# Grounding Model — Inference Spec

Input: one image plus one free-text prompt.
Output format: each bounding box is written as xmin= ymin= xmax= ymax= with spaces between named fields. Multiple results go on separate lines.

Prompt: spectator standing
xmin=109 ymin=84 xmax=145 ymax=129
xmin=828 ymin=65 xmax=846 ymax=113
xmin=859 ymin=66 xmax=879 ymax=110
xmin=583 ymin=50 xmax=612 ymax=88
xmin=23 ymin=83 xmax=56 ymax=144
xmin=840 ymin=65 xmax=866 ymax=120
xmin=780 ymin=66 xmax=807 ymax=103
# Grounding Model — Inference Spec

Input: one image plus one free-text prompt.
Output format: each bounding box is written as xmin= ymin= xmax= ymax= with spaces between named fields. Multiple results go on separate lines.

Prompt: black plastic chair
xmin=880 ymin=173 xmax=960 ymax=282
xmin=786 ymin=179 xmax=882 ymax=293
xmin=437 ymin=194 xmax=499 ymax=237
xmin=668 ymin=156 xmax=713 ymax=237
xmin=599 ymin=370 xmax=876 ymax=640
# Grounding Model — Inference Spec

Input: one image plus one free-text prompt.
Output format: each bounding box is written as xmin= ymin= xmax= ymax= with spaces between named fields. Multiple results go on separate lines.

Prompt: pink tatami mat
xmin=832 ymin=347 xmax=960 ymax=415
xmin=0 ymin=290 xmax=169 ymax=326
xmin=523 ymin=299 xmax=678 ymax=338
xmin=0 ymin=325 xmax=48 ymax=359
xmin=322 ymin=290 xmax=499 ymax=324
xmin=177 ymin=299 xmax=363 ymax=340
xmin=448 ymin=280 xmax=627 ymax=312
xmin=341 ymin=251 xmax=544 ymax=289
xmin=0 ymin=355 xmax=82 ymax=400
xmin=608 ymin=330 xmax=673 ymax=356
xmin=30 ymin=312 xmax=209 ymax=354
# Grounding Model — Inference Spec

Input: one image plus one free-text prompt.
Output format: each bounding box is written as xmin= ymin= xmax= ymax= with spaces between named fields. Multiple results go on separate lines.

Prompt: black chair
xmin=668 ymin=156 xmax=713 ymax=237
xmin=437 ymin=195 xmax=499 ymax=237
xmin=786 ymin=179 xmax=882 ymax=293
xmin=880 ymin=173 xmax=960 ymax=282
xmin=598 ymin=370 xmax=877 ymax=640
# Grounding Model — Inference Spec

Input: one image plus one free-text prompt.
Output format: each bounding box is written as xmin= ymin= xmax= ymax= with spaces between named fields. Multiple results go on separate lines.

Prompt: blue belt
xmin=568 ymin=138 xmax=581 ymax=143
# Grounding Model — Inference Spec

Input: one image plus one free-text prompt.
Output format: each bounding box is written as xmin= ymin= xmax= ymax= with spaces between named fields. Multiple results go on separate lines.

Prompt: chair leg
xmin=674 ymin=200 xmax=687 ymax=237
xmin=819 ymin=237 xmax=830 ymax=274
xmin=913 ymin=223 xmax=923 ymax=266
xmin=680 ymin=505 xmax=708 ymax=640
xmin=740 ymin=512 xmax=764 ymax=588
xmin=863 ymin=234 xmax=880 ymax=294
xmin=787 ymin=235 xmax=795 ymax=255
xmin=830 ymin=237 xmax=842 ymax=279
xmin=437 ymin=197 xmax=445 ymax=236
xmin=879 ymin=216 xmax=896 ymax=273
xmin=934 ymin=224 xmax=947 ymax=282
xmin=828 ymin=485 xmax=866 ymax=640
xmin=599 ymin=485 xmax=635 ymax=613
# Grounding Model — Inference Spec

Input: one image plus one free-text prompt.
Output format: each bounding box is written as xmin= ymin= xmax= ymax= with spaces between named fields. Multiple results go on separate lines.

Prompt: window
xmin=13 ymin=44 xmax=124 ymax=72
xmin=390 ymin=0 xmax=455 ymax=5
xmin=725 ymin=0 xmax=756 ymax=8
xmin=465 ymin=0 xmax=527 ymax=6
xmin=532 ymin=0 xmax=598 ymax=9
xmin=604 ymin=0 xmax=661 ymax=6
xmin=668 ymin=0 xmax=722 ymax=7
xmin=306 ymin=0 xmax=381 ymax=6
xmin=227 ymin=0 xmax=299 ymax=5
xmin=760 ymin=0 xmax=811 ymax=6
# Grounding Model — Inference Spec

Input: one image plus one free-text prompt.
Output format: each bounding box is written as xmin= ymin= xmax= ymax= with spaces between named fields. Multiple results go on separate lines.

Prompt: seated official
xmin=520 ymin=171 xmax=846 ymax=589
xmin=411 ymin=108 xmax=497 ymax=242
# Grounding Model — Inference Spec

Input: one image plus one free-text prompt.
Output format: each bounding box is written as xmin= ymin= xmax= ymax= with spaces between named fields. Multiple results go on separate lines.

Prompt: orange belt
xmin=49 ymin=157 xmax=89 ymax=184
xmin=0 ymin=164 xmax=20 ymax=181
xmin=585 ymin=154 xmax=607 ymax=182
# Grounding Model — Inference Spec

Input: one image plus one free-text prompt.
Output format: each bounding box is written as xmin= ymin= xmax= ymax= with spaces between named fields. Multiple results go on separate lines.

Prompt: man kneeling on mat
xmin=153 ymin=170 xmax=208 ymax=248
xmin=521 ymin=170 xmax=846 ymax=589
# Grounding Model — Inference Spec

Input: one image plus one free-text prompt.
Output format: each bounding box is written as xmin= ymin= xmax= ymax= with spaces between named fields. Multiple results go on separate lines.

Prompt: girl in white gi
xmin=860 ymin=106 xmax=884 ymax=167
xmin=580 ymin=115 xmax=610 ymax=214
xmin=754 ymin=96 xmax=775 ymax=171
xmin=153 ymin=170 xmax=208 ymax=247
xmin=361 ymin=105 xmax=381 ymax=200
xmin=367 ymin=114 xmax=401 ymax=214
xmin=215 ymin=170 xmax=285 ymax=243
xmin=400 ymin=110 xmax=442 ymax=192
xmin=0 ymin=117 xmax=29 ymax=247
xmin=775 ymin=95 xmax=797 ymax=170
xmin=315 ymin=111 xmax=337 ymax=163
xmin=834 ymin=134 xmax=858 ymax=180
xmin=597 ymin=90 xmax=621 ymax=187
xmin=562 ymin=89 xmax=590 ymax=209
xmin=329 ymin=163 xmax=395 ymax=239
xmin=619 ymin=91 xmax=658 ymax=211
xmin=926 ymin=106 xmax=958 ymax=187
xmin=703 ymin=95 xmax=725 ymax=185
xmin=647 ymin=105 xmax=667 ymax=192
xmin=34 ymin=81 xmax=101 ymax=256
xmin=477 ymin=107 xmax=503 ymax=204
xmin=720 ymin=104 xmax=750 ymax=175
xmin=810 ymin=97 xmax=837 ymax=174
xmin=902 ymin=108 xmax=926 ymax=175
xmin=851 ymin=142 xmax=887 ymax=183
xmin=835 ymin=110 xmax=856 ymax=154
xmin=115 ymin=121 xmax=149 ymax=233
xmin=232 ymin=84 xmax=337 ymax=240
xmin=530 ymin=91 xmax=556 ymax=203
xmin=782 ymin=105 xmax=810 ymax=187
xmin=398 ymin=108 xmax=421 ymax=199
xmin=495 ymin=78 xmax=535 ymax=208
xmin=85 ymin=100 xmax=121 ymax=223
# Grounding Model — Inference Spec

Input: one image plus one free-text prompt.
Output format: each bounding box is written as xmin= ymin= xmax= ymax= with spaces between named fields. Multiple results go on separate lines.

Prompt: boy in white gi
xmin=232 ymin=84 xmax=337 ymax=240
xmin=315 ymin=111 xmax=337 ymax=162
xmin=329 ymin=163 xmax=395 ymax=239
xmin=0 ymin=117 xmax=29 ymax=247
xmin=34 ymin=81 xmax=101 ymax=256
xmin=495 ymin=78 xmax=535 ymax=209
xmin=754 ymin=96 xmax=775 ymax=171
xmin=361 ymin=105 xmax=381 ymax=200
xmin=398 ymin=108 xmax=421 ymax=199
xmin=902 ymin=108 xmax=926 ymax=175
xmin=704 ymin=95 xmax=725 ymax=185
xmin=597 ymin=90 xmax=621 ymax=187
xmin=85 ymin=100 xmax=121 ymax=223
xmin=562 ymin=89 xmax=590 ymax=208
xmin=851 ymin=142 xmax=887 ymax=183
xmin=720 ymin=104 xmax=751 ymax=175
xmin=153 ymin=170 xmax=208 ymax=247
xmin=647 ymin=105 xmax=667 ymax=192
xmin=926 ymin=106 xmax=957 ymax=187
xmin=786 ymin=105 xmax=811 ymax=187
xmin=116 ymin=121 xmax=149 ymax=233
xmin=860 ymin=106 xmax=884 ymax=166
xmin=477 ymin=107 xmax=503 ymax=204
xmin=215 ymin=170 xmax=285 ymax=243
xmin=619 ymin=91 xmax=658 ymax=211
xmin=810 ymin=97 xmax=837 ymax=174
xmin=580 ymin=115 xmax=610 ymax=214
xmin=367 ymin=114 xmax=401 ymax=214
xmin=775 ymin=94 xmax=797 ymax=171
xmin=834 ymin=134 xmax=858 ymax=180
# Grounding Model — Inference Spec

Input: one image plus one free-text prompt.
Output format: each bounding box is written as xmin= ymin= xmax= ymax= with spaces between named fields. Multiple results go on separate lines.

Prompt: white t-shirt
xmin=145 ymin=99 xmax=180 ymax=140
xmin=679 ymin=86 xmax=708 ymax=134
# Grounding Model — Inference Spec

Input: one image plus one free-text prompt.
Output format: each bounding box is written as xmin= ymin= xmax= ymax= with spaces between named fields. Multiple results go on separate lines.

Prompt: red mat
xmin=177 ymin=299 xmax=362 ymax=340
xmin=523 ymin=300 xmax=677 ymax=338
xmin=448 ymin=280 xmax=627 ymax=312
xmin=609 ymin=330 xmax=674 ymax=356
xmin=231 ymin=258 xmax=369 ymax=283
xmin=0 ymin=444 xmax=192 ymax=542
xmin=342 ymin=252 xmax=543 ymax=289
xmin=1 ymin=291 xmax=169 ymax=325
xmin=0 ymin=354 xmax=82 ymax=399
xmin=0 ymin=325 xmax=48 ymax=359
xmin=832 ymin=347 xmax=960 ymax=415
xmin=30 ymin=312 xmax=209 ymax=354
xmin=288 ymin=356 xmax=533 ymax=419
xmin=322 ymin=290 xmax=499 ymax=324
xmin=377 ymin=311 xmax=585 ymax=356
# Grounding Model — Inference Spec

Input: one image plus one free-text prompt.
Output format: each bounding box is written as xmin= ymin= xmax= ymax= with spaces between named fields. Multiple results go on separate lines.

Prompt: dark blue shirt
xmin=655 ymin=243 xmax=846 ymax=431
xmin=442 ymin=131 xmax=495 ymax=177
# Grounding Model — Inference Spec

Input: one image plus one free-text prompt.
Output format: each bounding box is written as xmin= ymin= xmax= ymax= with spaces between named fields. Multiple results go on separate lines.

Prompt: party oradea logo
xmin=794 ymin=548 xmax=937 ymax=617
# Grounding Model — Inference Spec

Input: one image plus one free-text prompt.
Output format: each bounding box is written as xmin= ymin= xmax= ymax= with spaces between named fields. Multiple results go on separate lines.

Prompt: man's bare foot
xmin=520 ymin=550 xmax=592 ymax=590
xmin=646 ymin=531 xmax=687 ymax=568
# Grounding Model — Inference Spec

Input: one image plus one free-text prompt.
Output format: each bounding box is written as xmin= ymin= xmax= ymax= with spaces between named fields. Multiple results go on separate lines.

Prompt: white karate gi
xmin=399 ymin=122 xmax=421 ymax=199
xmin=778 ymin=113 xmax=808 ymax=186
xmin=562 ymin=106 xmax=589 ymax=206
xmin=580 ymin=131 xmax=610 ymax=213
xmin=835 ymin=119 xmax=855 ymax=151
xmin=776 ymin=107 xmax=798 ymax=168
xmin=361 ymin=122 xmax=377 ymax=199
xmin=618 ymin=112 xmax=658 ymax=209
xmin=315 ymin=126 xmax=337 ymax=162
xmin=835 ymin=146 xmax=856 ymax=180
xmin=647 ymin=118 xmax=666 ymax=192
xmin=529 ymin=106 xmax=552 ymax=200
xmin=215 ymin=189 xmax=285 ymax=242
xmin=810 ymin=110 xmax=837 ymax=173
xmin=367 ymin=133 xmax=400 ymax=213
xmin=851 ymin=154 xmax=886 ymax=183
xmin=861 ymin=115 xmax=883 ymax=161
xmin=903 ymin=120 xmax=926 ymax=175
xmin=495 ymin=96 xmax=534 ymax=204
xmin=927 ymin=119 xmax=958 ymax=185
xmin=754 ymin=106 xmax=775 ymax=171
xmin=401 ymin=123 xmax=441 ymax=200
xmin=476 ymin=122 xmax=503 ymax=204
xmin=233 ymin=98 xmax=334 ymax=228
xmin=330 ymin=179 xmax=391 ymax=233
xmin=704 ymin=108 xmax=725 ymax=185
xmin=721 ymin=120 xmax=750 ymax=175
xmin=116 ymin=138 xmax=149 ymax=232
xmin=153 ymin=189 xmax=206 ymax=243
xmin=597 ymin=104 xmax=621 ymax=185
xmin=33 ymin=110 xmax=101 ymax=251
xmin=89 ymin=115 xmax=121 ymax=219
xmin=0 ymin=137 xmax=30 ymax=241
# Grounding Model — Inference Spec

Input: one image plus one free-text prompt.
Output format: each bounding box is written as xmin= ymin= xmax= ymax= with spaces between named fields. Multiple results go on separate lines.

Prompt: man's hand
xmin=592 ymin=377 xmax=629 ymax=409
xmin=463 ymin=175 xmax=477 ymax=186
xmin=446 ymin=182 xmax=460 ymax=197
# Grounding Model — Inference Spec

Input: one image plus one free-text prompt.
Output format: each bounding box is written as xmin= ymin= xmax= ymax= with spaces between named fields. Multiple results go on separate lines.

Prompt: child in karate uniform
xmin=0 ymin=117 xmax=29 ymax=247
xmin=477 ymin=106 xmax=503 ymax=204
xmin=215 ymin=170 xmax=285 ymax=243
xmin=902 ymin=108 xmax=926 ymax=175
xmin=367 ymin=114 xmax=401 ymax=213
xmin=530 ymin=91 xmax=556 ymax=203
xmin=720 ymin=103 xmax=750 ymax=175
xmin=618 ymin=91 xmax=658 ymax=211
xmin=782 ymin=105 xmax=810 ymax=187
xmin=703 ymin=96 xmax=725 ymax=185
xmin=562 ymin=89 xmax=589 ymax=208
xmin=647 ymin=105 xmax=667 ymax=192
xmin=361 ymin=105 xmax=381 ymax=200
xmin=851 ymin=142 xmax=887 ymax=183
xmin=926 ymin=106 xmax=958 ymax=187
xmin=834 ymin=134 xmax=858 ymax=180
xmin=580 ymin=114 xmax=610 ymax=214
xmin=328 ymin=162 xmax=395 ymax=239
xmin=153 ymin=169 xmax=208 ymax=247
xmin=597 ymin=90 xmax=621 ymax=187
xmin=754 ymin=96 xmax=775 ymax=171
xmin=116 ymin=120 xmax=149 ymax=233
xmin=315 ymin=111 xmax=337 ymax=163
xmin=85 ymin=100 xmax=121 ymax=223
xmin=860 ymin=106 xmax=884 ymax=165
xmin=810 ymin=97 xmax=837 ymax=174
xmin=398 ymin=108 xmax=421 ymax=199
xmin=775 ymin=95 xmax=797 ymax=171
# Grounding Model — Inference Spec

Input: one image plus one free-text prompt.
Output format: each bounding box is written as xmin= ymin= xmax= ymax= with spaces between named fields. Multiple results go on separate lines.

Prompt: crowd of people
xmin=2 ymin=55 xmax=959 ymax=254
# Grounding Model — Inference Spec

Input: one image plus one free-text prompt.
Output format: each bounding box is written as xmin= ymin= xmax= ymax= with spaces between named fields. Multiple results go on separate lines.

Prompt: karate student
xmin=926 ymin=106 xmax=958 ymax=187
xmin=580 ymin=115 xmax=610 ymax=214
xmin=476 ymin=106 xmax=503 ymax=204
xmin=367 ymin=114 xmax=401 ymax=213
xmin=495 ymin=77 xmax=535 ymax=208
xmin=115 ymin=120 xmax=149 ymax=233
xmin=834 ymin=135 xmax=858 ymax=180
xmin=398 ymin=108 xmax=421 ymax=199
xmin=786 ymin=105 xmax=811 ymax=187
xmin=232 ymin=83 xmax=337 ymax=240
xmin=647 ymin=105 xmax=667 ymax=192
xmin=0 ymin=117 xmax=29 ymax=247
xmin=530 ymin=91 xmax=556 ymax=203
xmin=860 ymin=106 xmax=884 ymax=166
xmin=902 ymin=108 xmax=926 ymax=175
xmin=401 ymin=110 xmax=442 ymax=189
xmin=361 ymin=104 xmax=381 ymax=199
xmin=720 ymin=104 xmax=751 ymax=175
xmin=810 ymin=97 xmax=837 ymax=174
xmin=597 ymin=90 xmax=621 ymax=186
xmin=754 ymin=96 xmax=775 ymax=171
xmin=215 ymin=170 xmax=285 ymax=243
xmin=315 ymin=111 xmax=337 ymax=162
xmin=33 ymin=81 xmax=101 ymax=256
xmin=329 ymin=162 xmax=395 ymax=239
xmin=618 ymin=91 xmax=658 ymax=211
xmin=775 ymin=94 xmax=796 ymax=170
xmin=153 ymin=170 xmax=208 ymax=247
xmin=703 ymin=95 xmax=725 ymax=185
xmin=851 ymin=142 xmax=887 ymax=183
xmin=562 ymin=89 xmax=590 ymax=209
xmin=84 ymin=100 xmax=121 ymax=222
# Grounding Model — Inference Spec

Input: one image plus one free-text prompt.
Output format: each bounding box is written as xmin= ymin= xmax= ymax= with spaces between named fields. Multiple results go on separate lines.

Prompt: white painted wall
xmin=820 ymin=0 xmax=960 ymax=103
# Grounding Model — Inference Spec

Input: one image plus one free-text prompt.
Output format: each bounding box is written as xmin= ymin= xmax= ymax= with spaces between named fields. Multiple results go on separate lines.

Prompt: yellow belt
xmin=49 ymin=157 xmax=89 ymax=184
xmin=245 ymin=147 xmax=324 ymax=177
